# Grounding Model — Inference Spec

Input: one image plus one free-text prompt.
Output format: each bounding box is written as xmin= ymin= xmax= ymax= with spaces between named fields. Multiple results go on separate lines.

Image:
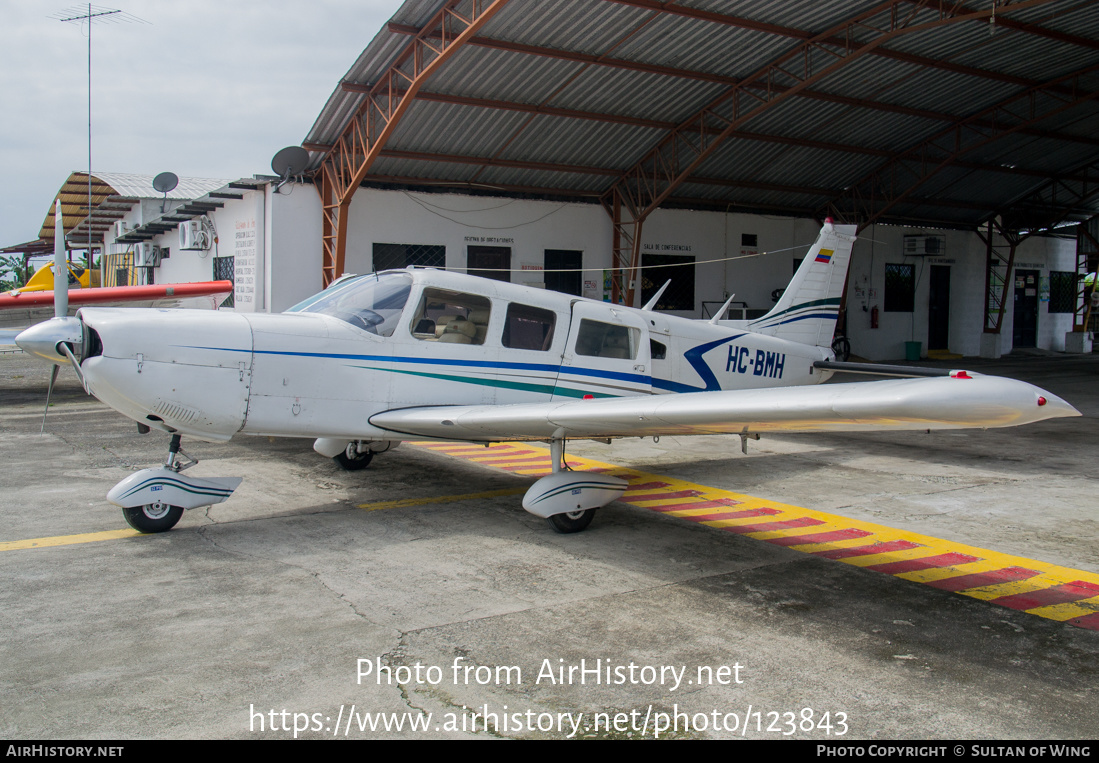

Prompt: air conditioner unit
xmin=903 ymin=234 xmax=945 ymax=257
xmin=112 ymin=221 xmax=129 ymax=241
xmin=134 ymin=243 xmax=161 ymax=267
xmin=179 ymin=220 xmax=208 ymax=250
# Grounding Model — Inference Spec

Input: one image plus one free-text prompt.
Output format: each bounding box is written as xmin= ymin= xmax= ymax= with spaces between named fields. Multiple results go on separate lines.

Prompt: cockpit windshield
xmin=286 ymin=272 xmax=412 ymax=336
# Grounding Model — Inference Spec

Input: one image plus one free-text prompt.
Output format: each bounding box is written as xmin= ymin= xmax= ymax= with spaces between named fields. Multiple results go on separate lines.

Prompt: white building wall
xmin=335 ymin=189 xmax=1084 ymax=360
xmin=266 ymin=183 xmax=322 ymax=312
xmin=103 ymin=183 xmax=1079 ymax=360
xmin=843 ymin=226 xmax=1078 ymax=359
xmin=149 ymin=191 xmax=266 ymax=296
xmin=344 ymin=188 xmax=611 ymax=287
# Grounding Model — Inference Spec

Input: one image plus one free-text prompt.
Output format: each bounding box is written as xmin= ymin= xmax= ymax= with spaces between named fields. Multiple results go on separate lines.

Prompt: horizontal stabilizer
xmin=814 ymin=360 xmax=955 ymax=378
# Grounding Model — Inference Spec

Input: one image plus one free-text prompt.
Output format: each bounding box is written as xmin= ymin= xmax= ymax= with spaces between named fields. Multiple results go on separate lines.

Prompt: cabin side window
xmin=410 ymin=288 xmax=492 ymax=345
xmin=502 ymin=303 xmax=556 ymax=352
xmin=575 ymin=319 xmax=638 ymax=360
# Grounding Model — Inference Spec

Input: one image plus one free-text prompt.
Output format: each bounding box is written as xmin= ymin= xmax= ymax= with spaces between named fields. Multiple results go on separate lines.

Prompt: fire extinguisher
xmin=870 ymin=305 xmax=879 ymax=329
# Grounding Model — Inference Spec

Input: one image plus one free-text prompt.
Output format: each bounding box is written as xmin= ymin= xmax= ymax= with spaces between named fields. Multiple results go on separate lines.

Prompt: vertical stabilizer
xmin=748 ymin=219 xmax=857 ymax=348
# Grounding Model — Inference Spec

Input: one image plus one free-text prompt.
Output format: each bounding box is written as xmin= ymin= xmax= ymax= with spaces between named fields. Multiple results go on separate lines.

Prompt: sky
xmin=0 ymin=0 xmax=406 ymax=249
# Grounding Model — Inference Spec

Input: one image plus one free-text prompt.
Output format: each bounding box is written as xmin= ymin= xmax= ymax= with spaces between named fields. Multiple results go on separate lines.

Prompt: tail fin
xmin=748 ymin=219 xmax=857 ymax=348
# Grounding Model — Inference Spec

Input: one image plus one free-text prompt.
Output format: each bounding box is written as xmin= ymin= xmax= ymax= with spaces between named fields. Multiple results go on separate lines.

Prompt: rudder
xmin=748 ymin=219 xmax=857 ymax=348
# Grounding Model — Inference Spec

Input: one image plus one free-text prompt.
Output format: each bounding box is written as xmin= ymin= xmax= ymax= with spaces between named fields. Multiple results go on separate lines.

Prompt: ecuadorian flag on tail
xmin=747 ymin=220 xmax=857 ymax=349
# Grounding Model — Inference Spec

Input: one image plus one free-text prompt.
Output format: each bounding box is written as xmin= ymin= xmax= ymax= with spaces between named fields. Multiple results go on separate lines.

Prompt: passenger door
xmin=554 ymin=302 xmax=651 ymax=400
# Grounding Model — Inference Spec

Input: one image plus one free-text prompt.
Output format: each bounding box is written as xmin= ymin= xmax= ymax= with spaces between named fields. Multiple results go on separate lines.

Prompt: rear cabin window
xmin=575 ymin=319 xmax=638 ymax=360
xmin=410 ymin=288 xmax=492 ymax=345
xmin=503 ymin=303 xmax=556 ymax=351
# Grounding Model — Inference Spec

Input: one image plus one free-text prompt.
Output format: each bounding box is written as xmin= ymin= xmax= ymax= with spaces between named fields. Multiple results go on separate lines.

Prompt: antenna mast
xmin=51 ymin=4 xmax=146 ymax=268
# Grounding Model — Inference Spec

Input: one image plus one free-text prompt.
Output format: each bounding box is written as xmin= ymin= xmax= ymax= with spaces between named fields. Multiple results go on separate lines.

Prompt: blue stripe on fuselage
xmin=177 ymin=345 xmax=652 ymax=386
xmin=663 ymin=334 xmax=745 ymax=393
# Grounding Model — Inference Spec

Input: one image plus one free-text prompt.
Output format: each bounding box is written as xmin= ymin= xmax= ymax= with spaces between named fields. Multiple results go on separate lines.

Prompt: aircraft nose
xmin=15 ymin=316 xmax=84 ymax=365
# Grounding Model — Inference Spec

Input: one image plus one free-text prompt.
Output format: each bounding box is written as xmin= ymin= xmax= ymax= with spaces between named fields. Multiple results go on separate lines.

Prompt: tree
xmin=0 ymin=253 xmax=28 ymax=291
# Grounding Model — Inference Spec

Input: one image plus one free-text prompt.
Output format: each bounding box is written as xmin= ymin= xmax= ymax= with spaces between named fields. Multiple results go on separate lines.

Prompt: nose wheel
xmin=547 ymin=509 xmax=596 ymax=534
xmin=123 ymin=502 xmax=183 ymax=533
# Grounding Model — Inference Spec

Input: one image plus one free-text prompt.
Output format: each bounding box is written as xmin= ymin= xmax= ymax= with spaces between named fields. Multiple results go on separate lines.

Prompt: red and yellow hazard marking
xmin=412 ymin=441 xmax=1099 ymax=631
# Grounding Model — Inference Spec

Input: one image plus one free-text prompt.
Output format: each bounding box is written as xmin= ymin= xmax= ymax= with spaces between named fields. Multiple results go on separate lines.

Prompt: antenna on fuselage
xmin=708 ymin=293 xmax=737 ymax=325
xmin=641 ymin=280 xmax=671 ymax=311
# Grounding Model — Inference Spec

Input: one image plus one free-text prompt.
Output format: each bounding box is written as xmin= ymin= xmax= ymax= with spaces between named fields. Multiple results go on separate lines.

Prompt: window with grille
xmin=1049 ymin=271 xmax=1076 ymax=313
xmin=884 ymin=263 xmax=915 ymax=312
xmin=213 ymin=256 xmax=235 ymax=308
xmin=373 ymin=243 xmax=445 ymax=272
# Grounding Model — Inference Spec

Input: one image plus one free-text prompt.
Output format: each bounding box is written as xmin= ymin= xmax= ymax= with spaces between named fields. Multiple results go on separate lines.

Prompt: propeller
xmin=15 ymin=198 xmax=87 ymax=431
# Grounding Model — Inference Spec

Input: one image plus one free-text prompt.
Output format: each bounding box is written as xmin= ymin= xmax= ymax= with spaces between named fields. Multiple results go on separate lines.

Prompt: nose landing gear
xmin=107 ymin=435 xmax=243 ymax=533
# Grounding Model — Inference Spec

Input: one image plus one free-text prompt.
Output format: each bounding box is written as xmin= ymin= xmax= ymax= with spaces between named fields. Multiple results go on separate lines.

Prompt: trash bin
xmin=905 ymin=341 xmax=922 ymax=361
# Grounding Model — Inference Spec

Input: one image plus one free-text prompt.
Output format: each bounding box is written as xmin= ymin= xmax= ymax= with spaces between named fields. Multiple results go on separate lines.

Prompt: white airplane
xmin=15 ymin=219 xmax=1078 ymax=534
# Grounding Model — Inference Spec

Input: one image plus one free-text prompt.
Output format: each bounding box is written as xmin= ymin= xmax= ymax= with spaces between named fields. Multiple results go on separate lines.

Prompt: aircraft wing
xmin=369 ymin=374 xmax=1078 ymax=441
xmin=0 ymin=281 xmax=232 ymax=330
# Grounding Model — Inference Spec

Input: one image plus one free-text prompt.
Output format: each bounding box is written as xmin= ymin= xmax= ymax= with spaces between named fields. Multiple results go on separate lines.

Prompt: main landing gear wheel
xmin=123 ymin=501 xmax=183 ymax=533
xmin=547 ymin=509 xmax=596 ymax=534
xmin=335 ymin=443 xmax=374 ymax=471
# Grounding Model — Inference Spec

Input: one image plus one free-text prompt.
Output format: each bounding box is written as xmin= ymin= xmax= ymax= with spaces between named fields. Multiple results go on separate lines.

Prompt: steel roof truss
xmin=317 ymin=0 xmax=512 ymax=286
xmin=601 ymin=0 xmax=1061 ymax=305
xmin=825 ymin=61 xmax=1099 ymax=229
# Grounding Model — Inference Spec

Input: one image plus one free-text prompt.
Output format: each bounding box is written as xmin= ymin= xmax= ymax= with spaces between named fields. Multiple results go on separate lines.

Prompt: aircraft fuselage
xmin=74 ymin=268 xmax=833 ymax=443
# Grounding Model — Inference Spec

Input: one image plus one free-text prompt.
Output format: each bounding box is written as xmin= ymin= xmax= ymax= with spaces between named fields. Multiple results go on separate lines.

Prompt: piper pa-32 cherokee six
xmin=16 ymin=219 xmax=1078 ymax=534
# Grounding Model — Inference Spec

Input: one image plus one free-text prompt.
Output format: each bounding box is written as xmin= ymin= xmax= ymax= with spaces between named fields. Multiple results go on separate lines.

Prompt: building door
xmin=1013 ymin=269 xmax=1039 ymax=348
xmin=467 ymin=245 xmax=511 ymax=282
xmin=928 ymin=265 xmax=950 ymax=351
xmin=544 ymin=249 xmax=582 ymax=295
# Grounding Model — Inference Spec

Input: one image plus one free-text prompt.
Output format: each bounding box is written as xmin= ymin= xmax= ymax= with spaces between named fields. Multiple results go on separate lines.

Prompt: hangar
xmin=14 ymin=0 xmax=1099 ymax=360
xmin=3 ymin=3 xmax=1099 ymax=739
xmin=294 ymin=0 xmax=1099 ymax=361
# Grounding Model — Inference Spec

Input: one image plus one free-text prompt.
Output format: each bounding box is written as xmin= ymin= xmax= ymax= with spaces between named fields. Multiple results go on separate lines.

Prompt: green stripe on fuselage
xmin=351 ymin=366 xmax=616 ymax=398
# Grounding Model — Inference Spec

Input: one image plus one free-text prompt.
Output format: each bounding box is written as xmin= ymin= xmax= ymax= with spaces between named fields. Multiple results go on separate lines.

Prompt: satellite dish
xmin=153 ymin=171 xmax=179 ymax=194
xmin=272 ymin=146 xmax=309 ymax=178
xmin=153 ymin=172 xmax=178 ymax=212
xmin=271 ymin=147 xmax=310 ymax=193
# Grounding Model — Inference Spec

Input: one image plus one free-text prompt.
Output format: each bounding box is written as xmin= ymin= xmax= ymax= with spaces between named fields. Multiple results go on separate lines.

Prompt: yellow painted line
xmin=1027 ymin=597 xmax=1099 ymax=622
xmin=357 ymin=487 xmax=526 ymax=512
xmin=2 ymin=488 xmax=529 ymax=552
xmin=822 ymin=545 xmax=934 ymax=568
xmin=0 ymin=528 xmax=143 ymax=552
xmin=411 ymin=441 xmax=1099 ymax=629
xmin=944 ymin=579 xmax=1047 ymax=601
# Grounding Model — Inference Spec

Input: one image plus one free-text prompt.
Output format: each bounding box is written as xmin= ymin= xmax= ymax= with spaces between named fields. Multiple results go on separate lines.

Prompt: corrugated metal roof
xmin=302 ymin=0 xmax=1099 ymax=231
xmin=91 ymin=173 xmax=229 ymax=201
xmin=36 ymin=172 xmax=233 ymax=246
